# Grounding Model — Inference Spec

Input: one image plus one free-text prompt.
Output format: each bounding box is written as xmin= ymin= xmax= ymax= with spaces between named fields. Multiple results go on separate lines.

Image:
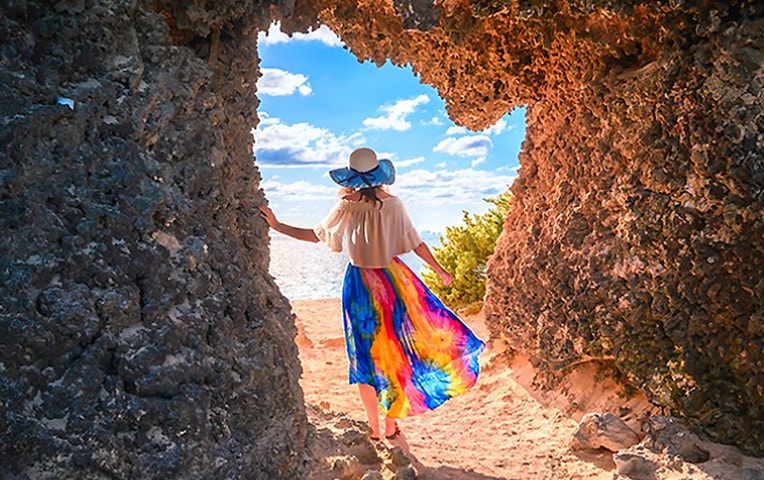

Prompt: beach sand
xmin=292 ymin=298 xmax=648 ymax=479
xmin=291 ymin=299 xmax=762 ymax=479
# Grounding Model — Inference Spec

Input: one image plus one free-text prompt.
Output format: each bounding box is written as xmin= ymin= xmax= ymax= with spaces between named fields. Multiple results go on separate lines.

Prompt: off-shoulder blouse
xmin=313 ymin=196 xmax=423 ymax=268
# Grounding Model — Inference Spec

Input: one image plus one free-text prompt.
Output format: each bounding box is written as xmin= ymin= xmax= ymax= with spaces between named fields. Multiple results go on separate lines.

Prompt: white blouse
xmin=313 ymin=196 xmax=423 ymax=268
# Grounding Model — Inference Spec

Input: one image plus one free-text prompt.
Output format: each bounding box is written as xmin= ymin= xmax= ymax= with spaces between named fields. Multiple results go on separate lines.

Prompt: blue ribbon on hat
xmin=344 ymin=168 xmax=379 ymax=186
xmin=329 ymin=157 xmax=395 ymax=188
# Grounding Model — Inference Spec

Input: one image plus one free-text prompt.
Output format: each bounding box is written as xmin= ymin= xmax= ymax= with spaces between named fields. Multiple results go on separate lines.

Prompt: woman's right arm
xmin=258 ymin=206 xmax=319 ymax=243
xmin=413 ymin=242 xmax=453 ymax=286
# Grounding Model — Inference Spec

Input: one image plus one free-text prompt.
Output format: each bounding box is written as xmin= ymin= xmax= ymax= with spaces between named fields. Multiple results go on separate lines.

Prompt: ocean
xmin=268 ymin=233 xmax=440 ymax=300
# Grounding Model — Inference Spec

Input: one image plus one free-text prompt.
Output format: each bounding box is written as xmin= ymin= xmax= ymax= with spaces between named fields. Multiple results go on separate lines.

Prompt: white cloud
xmin=259 ymin=178 xmax=339 ymax=227
xmin=483 ymin=118 xmax=510 ymax=135
xmin=433 ymin=135 xmax=492 ymax=157
xmin=394 ymin=167 xmax=515 ymax=207
xmin=395 ymin=156 xmax=426 ymax=168
xmin=471 ymin=157 xmax=486 ymax=167
xmin=443 ymin=118 xmax=512 ymax=137
xmin=258 ymin=68 xmax=312 ymax=96
xmin=257 ymin=110 xmax=276 ymax=124
xmin=497 ymin=164 xmax=521 ymax=173
xmin=363 ymin=94 xmax=430 ymax=131
xmin=445 ymin=125 xmax=468 ymax=136
xmin=260 ymin=178 xmax=338 ymax=200
xmin=253 ymin=116 xmax=364 ymax=167
xmin=258 ymin=21 xmax=343 ymax=47
xmin=261 ymin=168 xmax=517 ymax=233
xmin=424 ymin=116 xmax=443 ymax=126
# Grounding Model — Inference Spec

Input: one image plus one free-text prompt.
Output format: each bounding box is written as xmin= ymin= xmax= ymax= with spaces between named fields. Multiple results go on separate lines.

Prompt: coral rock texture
xmin=481 ymin=2 xmax=764 ymax=456
xmin=1 ymin=1 xmax=306 ymax=477
xmin=286 ymin=0 xmax=764 ymax=456
xmin=2 ymin=0 xmax=763 ymax=478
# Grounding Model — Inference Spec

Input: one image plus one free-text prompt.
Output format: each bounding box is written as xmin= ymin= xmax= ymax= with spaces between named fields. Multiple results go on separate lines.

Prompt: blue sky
xmin=254 ymin=22 xmax=525 ymax=234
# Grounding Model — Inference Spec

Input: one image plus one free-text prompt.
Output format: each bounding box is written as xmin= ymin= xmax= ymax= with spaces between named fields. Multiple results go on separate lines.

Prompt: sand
xmin=291 ymin=298 xmax=762 ymax=480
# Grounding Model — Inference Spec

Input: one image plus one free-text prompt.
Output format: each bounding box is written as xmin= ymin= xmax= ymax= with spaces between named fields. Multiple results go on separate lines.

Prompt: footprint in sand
xmin=319 ymin=337 xmax=346 ymax=349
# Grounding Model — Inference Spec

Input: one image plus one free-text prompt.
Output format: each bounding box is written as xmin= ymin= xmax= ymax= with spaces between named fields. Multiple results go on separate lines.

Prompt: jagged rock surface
xmin=2 ymin=0 xmax=763 ymax=478
xmin=481 ymin=2 xmax=764 ymax=456
xmin=570 ymin=412 xmax=640 ymax=453
xmin=285 ymin=0 xmax=764 ymax=456
xmin=1 ymin=1 xmax=306 ymax=478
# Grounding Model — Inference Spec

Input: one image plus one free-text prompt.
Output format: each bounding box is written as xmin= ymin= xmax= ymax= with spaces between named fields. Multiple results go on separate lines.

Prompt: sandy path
xmin=291 ymin=299 xmax=620 ymax=480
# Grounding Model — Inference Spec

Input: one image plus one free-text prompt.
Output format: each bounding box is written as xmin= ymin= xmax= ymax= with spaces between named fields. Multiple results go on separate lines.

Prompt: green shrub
xmin=423 ymin=189 xmax=512 ymax=313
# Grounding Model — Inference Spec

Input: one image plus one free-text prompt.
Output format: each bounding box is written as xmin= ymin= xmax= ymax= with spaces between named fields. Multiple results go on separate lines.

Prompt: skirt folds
xmin=342 ymin=257 xmax=485 ymax=418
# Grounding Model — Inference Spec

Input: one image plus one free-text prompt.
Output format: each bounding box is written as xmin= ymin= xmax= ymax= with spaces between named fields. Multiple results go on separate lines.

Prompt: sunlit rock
xmin=2 ymin=1 xmax=762 ymax=478
xmin=570 ymin=412 xmax=641 ymax=452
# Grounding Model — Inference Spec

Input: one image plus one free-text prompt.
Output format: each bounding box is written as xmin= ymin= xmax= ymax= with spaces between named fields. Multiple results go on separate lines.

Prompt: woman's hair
xmin=339 ymin=186 xmax=386 ymax=208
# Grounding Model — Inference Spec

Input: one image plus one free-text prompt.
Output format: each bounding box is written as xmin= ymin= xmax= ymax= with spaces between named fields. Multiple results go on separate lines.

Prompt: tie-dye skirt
xmin=342 ymin=257 xmax=485 ymax=418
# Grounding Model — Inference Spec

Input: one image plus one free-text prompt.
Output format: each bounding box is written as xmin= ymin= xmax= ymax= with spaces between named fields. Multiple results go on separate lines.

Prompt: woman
xmin=259 ymin=147 xmax=485 ymax=441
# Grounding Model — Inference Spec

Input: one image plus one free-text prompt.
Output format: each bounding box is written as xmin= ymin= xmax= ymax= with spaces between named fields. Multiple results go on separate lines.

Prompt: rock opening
xmin=1 ymin=0 xmax=762 ymax=477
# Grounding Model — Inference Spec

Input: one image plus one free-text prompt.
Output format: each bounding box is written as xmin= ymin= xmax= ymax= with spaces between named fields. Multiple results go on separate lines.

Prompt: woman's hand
xmin=258 ymin=205 xmax=280 ymax=229
xmin=413 ymin=242 xmax=454 ymax=286
xmin=437 ymin=268 xmax=453 ymax=287
xmin=257 ymin=206 xmax=320 ymax=242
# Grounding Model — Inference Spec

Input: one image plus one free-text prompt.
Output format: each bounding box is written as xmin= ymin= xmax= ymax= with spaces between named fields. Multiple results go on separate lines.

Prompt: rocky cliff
xmin=290 ymin=0 xmax=764 ymax=456
xmin=2 ymin=0 xmax=762 ymax=478
xmin=1 ymin=1 xmax=306 ymax=477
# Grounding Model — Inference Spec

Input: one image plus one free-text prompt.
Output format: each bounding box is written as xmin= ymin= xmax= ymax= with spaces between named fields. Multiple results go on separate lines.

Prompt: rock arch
xmin=1 ymin=0 xmax=762 ymax=477
xmin=307 ymin=0 xmax=764 ymax=456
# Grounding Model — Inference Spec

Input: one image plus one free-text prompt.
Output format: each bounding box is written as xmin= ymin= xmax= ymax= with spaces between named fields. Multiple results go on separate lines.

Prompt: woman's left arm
xmin=413 ymin=242 xmax=453 ymax=286
xmin=258 ymin=206 xmax=319 ymax=243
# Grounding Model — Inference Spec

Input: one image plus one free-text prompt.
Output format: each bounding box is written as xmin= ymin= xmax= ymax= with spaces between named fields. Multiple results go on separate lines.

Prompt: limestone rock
xmin=643 ymin=416 xmax=709 ymax=460
xmin=1 ymin=1 xmax=306 ymax=478
xmin=346 ymin=440 xmax=383 ymax=465
xmin=679 ymin=440 xmax=711 ymax=464
xmin=394 ymin=466 xmax=418 ymax=480
xmin=331 ymin=455 xmax=362 ymax=480
xmin=570 ymin=413 xmax=640 ymax=452
xmin=390 ymin=446 xmax=412 ymax=467
xmin=614 ymin=452 xmax=657 ymax=480
xmin=743 ymin=467 xmax=764 ymax=480
xmin=615 ymin=416 xmax=764 ymax=480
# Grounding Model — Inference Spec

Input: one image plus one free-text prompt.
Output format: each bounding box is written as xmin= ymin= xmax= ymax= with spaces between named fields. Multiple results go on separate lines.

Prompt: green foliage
xmin=422 ymin=189 xmax=512 ymax=313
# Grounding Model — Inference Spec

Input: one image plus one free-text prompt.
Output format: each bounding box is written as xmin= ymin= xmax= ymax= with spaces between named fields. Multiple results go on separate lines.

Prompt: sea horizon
xmin=268 ymin=231 xmax=442 ymax=300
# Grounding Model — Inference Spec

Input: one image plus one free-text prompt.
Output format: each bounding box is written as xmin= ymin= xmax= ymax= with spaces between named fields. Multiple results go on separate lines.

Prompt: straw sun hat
xmin=329 ymin=148 xmax=396 ymax=189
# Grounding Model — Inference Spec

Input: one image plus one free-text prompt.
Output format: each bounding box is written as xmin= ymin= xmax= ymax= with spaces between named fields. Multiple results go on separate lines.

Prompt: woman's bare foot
xmin=384 ymin=416 xmax=400 ymax=439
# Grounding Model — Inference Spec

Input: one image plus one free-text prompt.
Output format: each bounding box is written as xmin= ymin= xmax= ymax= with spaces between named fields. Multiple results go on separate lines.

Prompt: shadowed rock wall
xmin=286 ymin=0 xmax=763 ymax=455
xmin=1 ymin=1 xmax=306 ymax=477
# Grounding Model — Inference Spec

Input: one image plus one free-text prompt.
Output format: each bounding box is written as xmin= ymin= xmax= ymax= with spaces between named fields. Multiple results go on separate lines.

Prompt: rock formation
xmin=479 ymin=1 xmax=764 ymax=455
xmin=1 ymin=0 xmax=762 ymax=477
xmin=297 ymin=0 xmax=763 ymax=457
xmin=1 ymin=1 xmax=306 ymax=477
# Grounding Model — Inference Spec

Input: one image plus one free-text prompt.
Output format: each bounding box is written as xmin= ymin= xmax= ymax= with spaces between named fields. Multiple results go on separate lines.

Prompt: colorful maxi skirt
xmin=342 ymin=257 xmax=485 ymax=418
